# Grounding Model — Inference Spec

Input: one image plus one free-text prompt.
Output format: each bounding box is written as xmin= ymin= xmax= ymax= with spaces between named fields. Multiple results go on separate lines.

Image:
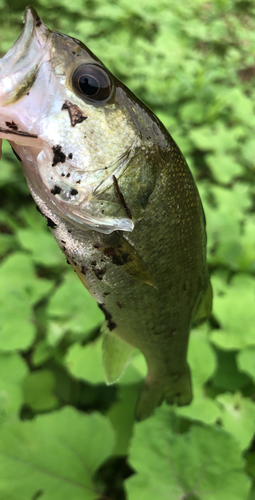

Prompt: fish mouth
xmin=0 ymin=7 xmax=40 ymax=79
xmin=0 ymin=7 xmax=49 ymax=149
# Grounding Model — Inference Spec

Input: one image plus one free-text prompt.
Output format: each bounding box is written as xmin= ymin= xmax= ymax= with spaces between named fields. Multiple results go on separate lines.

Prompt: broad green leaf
xmin=107 ymin=384 xmax=140 ymax=456
xmin=31 ymin=340 xmax=53 ymax=366
xmin=213 ymin=350 xmax=251 ymax=391
xmin=0 ymin=252 xmax=54 ymax=305
xmin=0 ymin=407 xmax=115 ymax=500
xmin=206 ymin=154 xmax=243 ymax=184
xmin=125 ymin=407 xmax=251 ymax=500
xmin=0 ymin=253 xmax=53 ymax=350
xmin=47 ymin=270 xmax=104 ymax=340
xmin=237 ymin=346 xmax=255 ymax=382
xmin=189 ymin=123 xmax=242 ymax=152
xmin=0 ymin=352 xmax=28 ymax=422
xmin=210 ymin=274 xmax=255 ymax=350
xmin=17 ymin=228 xmax=65 ymax=267
xmin=216 ymin=392 xmax=255 ymax=451
xmin=65 ymin=338 xmax=105 ymax=384
xmin=22 ymin=370 xmax=58 ymax=411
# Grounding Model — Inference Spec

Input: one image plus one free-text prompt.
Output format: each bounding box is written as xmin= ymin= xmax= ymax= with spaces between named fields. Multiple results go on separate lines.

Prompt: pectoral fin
xmin=102 ymin=232 xmax=156 ymax=287
xmin=102 ymin=326 xmax=134 ymax=384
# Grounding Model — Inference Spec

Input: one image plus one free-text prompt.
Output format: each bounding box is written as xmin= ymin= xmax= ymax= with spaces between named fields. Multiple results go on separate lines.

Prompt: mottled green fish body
xmin=0 ymin=7 xmax=212 ymax=420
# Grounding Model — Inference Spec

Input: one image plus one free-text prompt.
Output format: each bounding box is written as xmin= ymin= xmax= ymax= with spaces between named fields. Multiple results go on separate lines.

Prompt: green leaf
xmin=206 ymin=153 xmax=243 ymax=184
xmin=107 ymin=384 xmax=140 ymax=456
xmin=47 ymin=270 xmax=104 ymax=341
xmin=212 ymin=350 xmax=251 ymax=391
xmin=0 ymin=352 xmax=28 ymax=422
xmin=0 ymin=253 xmax=53 ymax=350
xmin=216 ymin=392 xmax=255 ymax=451
xmin=210 ymin=274 xmax=255 ymax=350
xmin=17 ymin=228 xmax=66 ymax=267
xmin=237 ymin=346 xmax=255 ymax=382
xmin=65 ymin=337 xmax=106 ymax=384
xmin=0 ymin=407 xmax=115 ymax=500
xmin=22 ymin=370 xmax=58 ymax=411
xmin=125 ymin=407 xmax=251 ymax=500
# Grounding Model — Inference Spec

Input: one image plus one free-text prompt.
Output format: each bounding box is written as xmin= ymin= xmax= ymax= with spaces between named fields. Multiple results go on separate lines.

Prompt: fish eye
xmin=72 ymin=64 xmax=112 ymax=102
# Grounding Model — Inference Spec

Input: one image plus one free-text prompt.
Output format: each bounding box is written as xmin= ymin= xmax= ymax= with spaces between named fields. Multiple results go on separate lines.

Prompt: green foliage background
xmin=0 ymin=0 xmax=255 ymax=498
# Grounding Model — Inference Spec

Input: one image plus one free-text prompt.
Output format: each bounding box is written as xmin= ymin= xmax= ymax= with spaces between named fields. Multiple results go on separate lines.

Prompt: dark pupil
xmin=79 ymin=75 xmax=99 ymax=97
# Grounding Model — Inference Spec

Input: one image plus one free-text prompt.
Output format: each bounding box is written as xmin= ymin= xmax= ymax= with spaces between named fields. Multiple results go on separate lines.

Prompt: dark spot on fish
xmin=66 ymin=258 xmax=71 ymax=265
xmin=102 ymin=210 xmax=105 ymax=214
xmin=76 ymin=180 xmax=81 ymax=184
xmin=0 ymin=127 xmax=38 ymax=138
xmin=81 ymin=266 xmax=88 ymax=275
xmin=103 ymin=292 xmax=110 ymax=296
xmin=93 ymin=267 xmax=106 ymax=280
xmin=36 ymin=16 xmax=42 ymax=27
xmin=27 ymin=92 xmax=30 ymax=96
xmin=104 ymin=247 xmax=115 ymax=258
xmin=68 ymin=153 xmax=73 ymax=159
xmin=62 ymin=100 xmax=87 ymax=127
xmin=6 ymin=121 xmax=18 ymax=131
xmin=91 ymin=260 xmax=97 ymax=266
xmin=70 ymin=188 xmax=78 ymax=196
xmin=98 ymin=303 xmax=116 ymax=331
xmin=46 ymin=217 xmax=57 ymax=229
xmin=62 ymin=246 xmax=66 ymax=251
xmin=61 ymin=240 xmax=66 ymax=244
xmin=52 ymin=145 xmax=66 ymax=166
xmin=66 ymin=173 xmax=70 ymax=178
xmin=51 ymin=185 xmax=62 ymax=195
xmin=103 ymin=247 xmax=131 ymax=266
xmin=112 ymin=174 xmax=132 ymax=219
xmin=11 ymin=146 xmax=21 ymax=162
xmin=68 ymin=229 xmax=72 ymax=233
xmin=183 ymin=283 xmax=187 ymax=291
xmin=61 ymin=173 xmax=65 ymax=177
xmin=117 ymin=302 xmax=123 ymax=308
xmin=73 ymin=261 xmax=77 ymax=266
xmin=93 ymin=244 xmax=100 ymax=249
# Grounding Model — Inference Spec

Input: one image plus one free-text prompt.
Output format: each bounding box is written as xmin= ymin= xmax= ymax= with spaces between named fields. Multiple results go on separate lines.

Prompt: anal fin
xmin=102 ymin=326 xmax=134 ymax=384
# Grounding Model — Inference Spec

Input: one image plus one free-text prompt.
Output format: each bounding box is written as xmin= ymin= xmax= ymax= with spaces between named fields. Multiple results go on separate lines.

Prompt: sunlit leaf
xmin=0 ymin=407 xmax=115 ymax=500
xmin=125 ymin=407 xmax=251 ymax=500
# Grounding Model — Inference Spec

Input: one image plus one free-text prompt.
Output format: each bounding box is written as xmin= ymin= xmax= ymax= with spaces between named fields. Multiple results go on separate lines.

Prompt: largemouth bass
xmin=0 ymin=7 xmax=212 ymax=420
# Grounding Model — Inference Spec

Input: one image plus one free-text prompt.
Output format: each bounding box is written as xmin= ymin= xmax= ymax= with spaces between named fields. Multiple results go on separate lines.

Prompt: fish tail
xmin=135 ymin=364 xmax=192 ymax=421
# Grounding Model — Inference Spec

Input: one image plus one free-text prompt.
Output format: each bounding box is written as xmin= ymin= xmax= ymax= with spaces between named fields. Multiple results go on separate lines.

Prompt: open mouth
xmin=0 ymin=7 xmax=45 ymax=81
xmin=0 ymin=7 xmax=49 ymax=150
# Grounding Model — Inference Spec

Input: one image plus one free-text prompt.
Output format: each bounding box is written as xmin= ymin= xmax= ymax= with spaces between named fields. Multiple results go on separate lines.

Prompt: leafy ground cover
xmin=1 ymin=0 xmax=255 ymax=498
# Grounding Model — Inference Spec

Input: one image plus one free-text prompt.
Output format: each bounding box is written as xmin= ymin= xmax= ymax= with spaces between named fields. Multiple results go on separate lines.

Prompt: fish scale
xmin=0 ymin=7 xmax=212 ymax=420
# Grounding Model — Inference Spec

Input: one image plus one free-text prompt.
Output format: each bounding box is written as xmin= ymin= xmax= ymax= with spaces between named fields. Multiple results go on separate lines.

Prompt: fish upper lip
xmin=0 ymin=7 xmax=37 ymax=77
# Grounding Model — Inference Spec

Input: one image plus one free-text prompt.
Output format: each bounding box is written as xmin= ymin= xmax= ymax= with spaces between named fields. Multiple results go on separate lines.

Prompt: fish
xmin=0 ymin=7 xmax=212 ymax=421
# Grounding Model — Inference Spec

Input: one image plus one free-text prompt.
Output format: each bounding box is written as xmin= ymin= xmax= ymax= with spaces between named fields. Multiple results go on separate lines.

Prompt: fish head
xmin=0 ymin=7 xmax=157 ymax=233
